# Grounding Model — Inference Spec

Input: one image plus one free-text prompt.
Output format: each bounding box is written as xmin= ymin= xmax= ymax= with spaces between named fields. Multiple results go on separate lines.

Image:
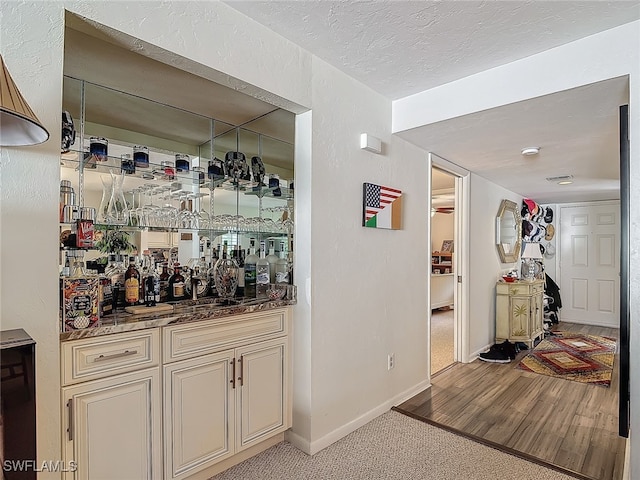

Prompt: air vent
xmin=546 ymin=175 xmax=573 ymax=182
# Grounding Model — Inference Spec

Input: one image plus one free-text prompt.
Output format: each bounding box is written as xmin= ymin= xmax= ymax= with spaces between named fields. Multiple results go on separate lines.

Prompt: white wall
xmin=0 ymin=4 xmax=64 ymax=477
xmin=468 ymin=174 xmax=522 ymax=357
xmin=307 ymin=56 xmax=430 ymax=451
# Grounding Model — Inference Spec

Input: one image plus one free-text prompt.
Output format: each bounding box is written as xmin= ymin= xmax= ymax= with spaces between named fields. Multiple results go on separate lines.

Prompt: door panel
xmin=560 ymin=203 xmax=620 ymax=327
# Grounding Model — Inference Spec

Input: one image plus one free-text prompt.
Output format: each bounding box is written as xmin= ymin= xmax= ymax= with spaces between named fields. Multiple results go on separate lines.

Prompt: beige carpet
xmin=210 ymin=411 xmax=576 ymax=480
xmin=431 ymin=308 xmax=455 ymax=374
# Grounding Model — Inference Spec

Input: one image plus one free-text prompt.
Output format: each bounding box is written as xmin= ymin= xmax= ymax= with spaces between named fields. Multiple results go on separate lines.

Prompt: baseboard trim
xmin=285 ymin=429 xmax=311 ymax=455
xmin=303 ymin=379 xmax=431 ymax=455
xmin=469 ymin=342 xmax=492 ymax=361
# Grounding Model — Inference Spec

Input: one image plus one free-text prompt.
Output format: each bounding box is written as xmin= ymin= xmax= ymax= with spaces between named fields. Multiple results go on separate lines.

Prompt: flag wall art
xmin=362 ymin=182 xmax=403 ymax=230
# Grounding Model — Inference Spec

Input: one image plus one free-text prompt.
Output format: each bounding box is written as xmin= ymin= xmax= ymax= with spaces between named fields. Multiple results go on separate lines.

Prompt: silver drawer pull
xmin=93 ymin=349 xmax=138 ymax=362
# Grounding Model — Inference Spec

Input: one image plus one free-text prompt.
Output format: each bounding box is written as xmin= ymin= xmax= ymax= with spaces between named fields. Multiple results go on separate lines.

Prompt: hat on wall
xmin=543 ymin=206 xmax=554 ymax=224
xmin=545 ymin=224 xmax=555 ymax=241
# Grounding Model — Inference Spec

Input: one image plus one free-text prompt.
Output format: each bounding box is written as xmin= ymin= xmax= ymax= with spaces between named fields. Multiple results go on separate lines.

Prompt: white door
xmin=235 ymin=338 xmax=288 ymax=451
xmin=62 ymin=367 xmax=162 ymax=480
xmin=164 ymin=350 xmax=236 ymax=480
xmin=559 ymin=202 xmax=620 ymax=327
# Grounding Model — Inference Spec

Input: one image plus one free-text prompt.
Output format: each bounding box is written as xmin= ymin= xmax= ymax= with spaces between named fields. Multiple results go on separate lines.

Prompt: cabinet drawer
xmin=62 ymin=329 xmax=160 ymax=385
xmin=163 ymin=309 xmax=288 ymax=363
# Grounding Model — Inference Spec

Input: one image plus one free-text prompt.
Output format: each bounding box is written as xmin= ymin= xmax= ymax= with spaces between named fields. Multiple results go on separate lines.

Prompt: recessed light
xmin=521 ymin=147 xmax=540 ymax=156
xmin=558 ymin=180 xmax=573 ymax=185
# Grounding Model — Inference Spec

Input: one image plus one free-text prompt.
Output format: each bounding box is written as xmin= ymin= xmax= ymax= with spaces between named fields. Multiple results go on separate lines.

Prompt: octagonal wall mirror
xmin=495 ymin=199 xmax=522 ymax=263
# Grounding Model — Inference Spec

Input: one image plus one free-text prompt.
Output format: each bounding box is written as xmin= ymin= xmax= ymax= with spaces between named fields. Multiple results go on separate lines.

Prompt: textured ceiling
xmin=226 ymin=0 xmax=640 ymax=99
xmin=226 ymin=0 xmax=639 ymax=203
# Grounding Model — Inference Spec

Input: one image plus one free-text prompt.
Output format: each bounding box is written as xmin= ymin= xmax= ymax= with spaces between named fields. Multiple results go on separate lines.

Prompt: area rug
xmin=516 ymin=332 xmax=616 ymax=387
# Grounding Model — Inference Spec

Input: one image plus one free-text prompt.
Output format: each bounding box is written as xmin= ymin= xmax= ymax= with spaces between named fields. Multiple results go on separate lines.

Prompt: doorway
xmin=430 ymin=167 xmax=456 ymax=375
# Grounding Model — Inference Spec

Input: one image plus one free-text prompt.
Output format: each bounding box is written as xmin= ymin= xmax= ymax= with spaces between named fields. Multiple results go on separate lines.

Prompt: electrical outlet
xmin=387 ymin=353 xmax=395 ymax=370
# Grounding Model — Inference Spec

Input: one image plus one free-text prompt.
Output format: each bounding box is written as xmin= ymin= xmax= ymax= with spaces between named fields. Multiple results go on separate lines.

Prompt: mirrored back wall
xmin=62 ymin=76 xmax=294 ymax=179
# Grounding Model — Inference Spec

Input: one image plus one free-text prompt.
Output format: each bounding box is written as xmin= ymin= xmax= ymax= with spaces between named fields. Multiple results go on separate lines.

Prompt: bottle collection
xmin=60 ymin=238 xmax=292 ymax=330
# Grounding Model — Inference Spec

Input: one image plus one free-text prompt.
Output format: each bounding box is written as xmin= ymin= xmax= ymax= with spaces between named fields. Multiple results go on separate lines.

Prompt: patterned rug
xmin=516 ymin=332 xmax=616 ymax=387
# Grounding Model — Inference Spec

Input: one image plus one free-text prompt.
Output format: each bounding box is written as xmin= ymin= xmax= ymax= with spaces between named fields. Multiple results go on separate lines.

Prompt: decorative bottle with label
xmin=256 ymin=240 xmax=270 ymax=298
xmin=266 ymin=239 xmax=279 ymax=283
xmin=244 ymin=238 xmax=258 ymax=298
xmin=275 ymin=241 xmax=290 ymax=285
xmin=168 ymin=264 xmax=186 ymax=301
xmin=124 ymin=256 xmax=141 ymax=306
xmin=212 ymin=241 xmax=239 ymax=300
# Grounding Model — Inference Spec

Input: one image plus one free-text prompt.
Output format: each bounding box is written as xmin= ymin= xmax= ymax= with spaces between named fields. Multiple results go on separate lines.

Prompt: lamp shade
xmin=522 ymin=242 xmax=543 ymax=260
xmin=0 ymin=54 xmax=49 ymax=146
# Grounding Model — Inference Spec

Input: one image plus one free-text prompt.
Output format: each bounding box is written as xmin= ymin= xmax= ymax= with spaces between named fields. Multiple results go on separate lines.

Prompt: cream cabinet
xmin=495 ymin=279 xmax=544 ymax=348
xmin=162 ymin=308 xmax=291 ymax=480
xmin=61 ymin=329 xmax=162 ymax=480
xmin=61 ymin=308 xmax=291 ymax=480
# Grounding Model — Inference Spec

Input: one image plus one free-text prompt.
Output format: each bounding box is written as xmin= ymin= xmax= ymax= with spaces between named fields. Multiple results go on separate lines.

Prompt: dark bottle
xmin=168 ymin=264 xmax=186 ymax=301
xmin=124 ymin=256 xmax=141 ymax=306
xmin=159 ymin=263 xmax=171 ymax=303
xmin=145 ymin=265 xmax=160 ymax=306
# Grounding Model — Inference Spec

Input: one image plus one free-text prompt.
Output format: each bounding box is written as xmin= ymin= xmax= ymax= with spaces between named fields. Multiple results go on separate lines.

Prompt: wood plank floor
xmin=394 ymin=322 xmax=626 ymax=480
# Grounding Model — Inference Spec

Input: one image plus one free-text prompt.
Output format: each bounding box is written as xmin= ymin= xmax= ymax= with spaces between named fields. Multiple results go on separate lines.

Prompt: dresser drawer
xmin=61 ymin=329 xmax=160 ymax=385
xmin=163 ymin=308 xmax=288 ymax=363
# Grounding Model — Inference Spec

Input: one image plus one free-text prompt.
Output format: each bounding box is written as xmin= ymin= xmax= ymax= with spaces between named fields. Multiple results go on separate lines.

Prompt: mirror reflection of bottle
xmin=244 ymin=239 xmax=258 ymax=298
xmin=275 ymin=241 xmax=289 ymax=285
xmin=121 ymin=153 xmax=135 ymax=174
xmin=175 ymin=154 xmax=190 ymax=172
xmin=133 ymin=145 xmax=149 ymax=168
xmin=89 ymin=137 xmax=108 ymax=162
xmin=256 ymin=240 xmax=270 ymax=299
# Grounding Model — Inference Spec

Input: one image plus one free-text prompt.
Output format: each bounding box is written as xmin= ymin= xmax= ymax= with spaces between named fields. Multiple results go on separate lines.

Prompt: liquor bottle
xmin=275 ymin=241 xmax=290 ymax=285
xmin=124 ymin=256 xmax=141 ymax=306
xmin=193 ymin=257 xmax=210 ymax=298
xmin=168 ymin=264 xmax=186 ymax=301
xmin=159 ymin=263 xmax=171 ymax=303
xmin=256 ymin=240 xmax=270 ymax=298
xmin=144 ymin=263 xmax=160 ymax=306
xmin=244 ymin=238 xmax=258 ymax=298
xmin=266 ymin=239 xmax=279 ymax=284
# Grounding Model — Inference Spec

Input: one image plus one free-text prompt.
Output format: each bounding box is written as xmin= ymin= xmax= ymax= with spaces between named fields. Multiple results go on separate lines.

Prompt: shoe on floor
xmin=489 ymin=340 xmax=518 ymax=360
xmin=479 ymin=349 xmax=511 ymax=363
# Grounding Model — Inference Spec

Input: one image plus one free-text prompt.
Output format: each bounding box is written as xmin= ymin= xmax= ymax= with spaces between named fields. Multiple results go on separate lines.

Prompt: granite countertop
xmin=60 ymin=288 xmax=296 ymax=342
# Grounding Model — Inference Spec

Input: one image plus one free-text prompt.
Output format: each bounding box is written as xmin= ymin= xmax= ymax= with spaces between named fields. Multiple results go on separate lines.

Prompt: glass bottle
xmin=256 ymin=240 xmax=270 ymax=299
xmin=144 ymin=264 xmax=160 ymax=306
xmin=213 ymin=241 xmax=239 ymax=299
xmin=266 ymin=239 xmax=279 ymax=284
xmin=275 ymin=241 xmax=290 ymax=285
xmin=159 ymin=263 xmax=171 ymax=303
xmin=124 ymin=256 xmax=141 ymax=306
xmin=168 ymin=264 xmax=186 ymax=301
xmin=106 ymin=170 xmax=129 ymax=225
xmin=244 ymin=238 xmax=258 ymax=298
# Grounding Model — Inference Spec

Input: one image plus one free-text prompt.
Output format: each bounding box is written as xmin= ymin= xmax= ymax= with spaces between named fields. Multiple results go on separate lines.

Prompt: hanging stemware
xmin=106 ymin=170 xmax=129 ymax=225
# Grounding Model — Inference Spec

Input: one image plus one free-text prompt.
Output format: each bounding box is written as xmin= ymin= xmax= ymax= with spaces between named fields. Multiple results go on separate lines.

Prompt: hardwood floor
xmin=394 ymin=322 xmax=626 ymax=480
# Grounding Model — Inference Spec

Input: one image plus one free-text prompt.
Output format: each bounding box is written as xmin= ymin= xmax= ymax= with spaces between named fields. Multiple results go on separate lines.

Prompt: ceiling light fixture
xmin=558 ymin=180 xmax=573 ymax=185
xmin=521 ymin=147 xmax=540 ymax=156
xmin=546 ymin=175 xmax=573 ymax=185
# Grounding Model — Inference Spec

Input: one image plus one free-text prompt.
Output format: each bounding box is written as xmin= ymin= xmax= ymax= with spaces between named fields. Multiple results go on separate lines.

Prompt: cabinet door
xmin=531 ymin=292 xmax=544 ymax=338
xmin=235 ymin=337 xmax=289 ymax=451
xmin=164 ymin=350 xmax=235 ymax=480
xmin=509 ymin=296 xmax=532 ymax=338
xmin=62 ymin=367 xmax=161 ymax=480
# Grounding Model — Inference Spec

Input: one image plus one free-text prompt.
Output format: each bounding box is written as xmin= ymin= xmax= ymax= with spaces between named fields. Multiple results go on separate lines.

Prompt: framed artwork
xmin=362 ymin=182 xmax=403 ymax=230
xmin=441 ymin=240 xmax=453 ymax=252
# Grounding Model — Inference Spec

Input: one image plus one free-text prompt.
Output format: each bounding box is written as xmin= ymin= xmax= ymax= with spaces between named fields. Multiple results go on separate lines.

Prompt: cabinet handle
xmin=93 ymin=349 xmax=138 ymax=362
xmin=230 ymin=358 xmax=236 ymax=389
xmin=67 ymin=399 xmax=74 ymax=441
xmin=238 ymin=355 xmax=244 ymax=386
